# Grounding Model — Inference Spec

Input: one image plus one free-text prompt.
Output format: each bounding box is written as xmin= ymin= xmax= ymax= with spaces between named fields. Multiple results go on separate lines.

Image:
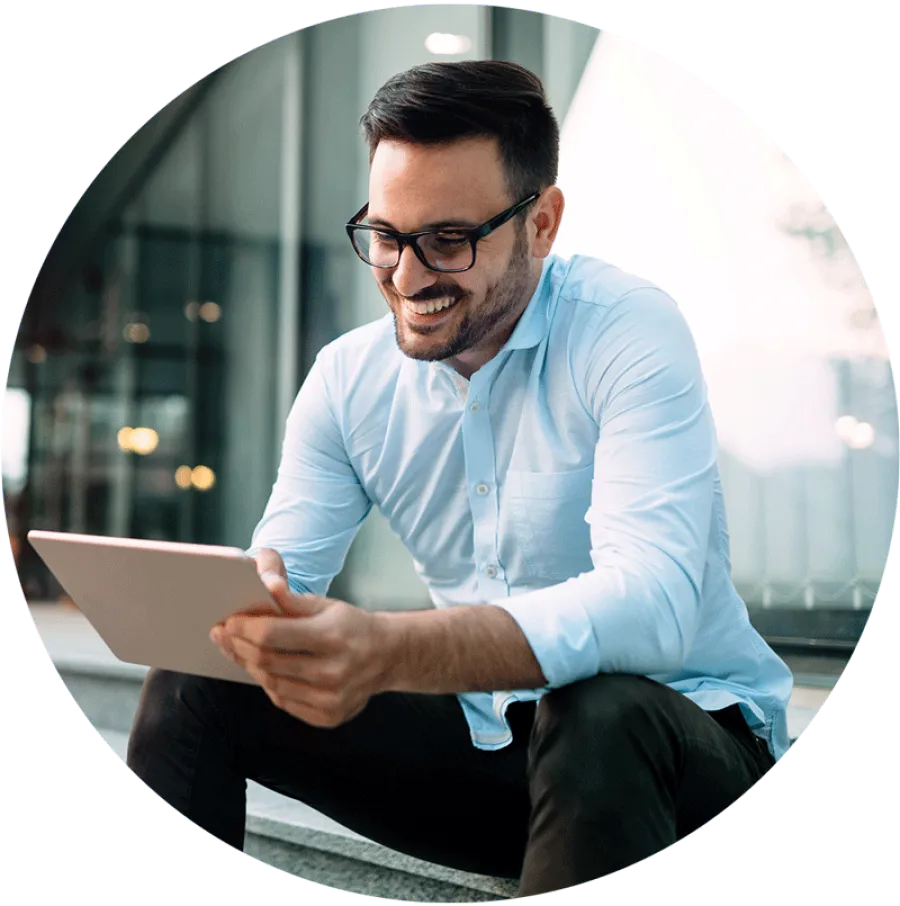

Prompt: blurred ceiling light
xmin=199 ymin=302 xmax=222 ymax=323
xmin=123 ymin=322 xmax=150 ymax=343
xmin=118 ymin=426 xmax=159 ymax=455
xmin=26 ymin=345 xmax=47 ymax=364
xmin=848 ymin=421 xmax=875 ymax=450
xmin=425 ymin=32 xmax=471 ymax=55
xmin=191 ymin=465 xmax=216 ymax=491
xmin=185 ymin=301 xmax=200 ymax=322
xmin=835 ymin=414 xmax=875 ymax=449
xmin=130 ymin=427 xmax=159 ymax=455
xmin=834 ymin=415 xmax=858 ymax=442
xmin=174 ymin=465 xmax=193 ymax=490
xmin=117 ymin=427 xmax=134 ymax=452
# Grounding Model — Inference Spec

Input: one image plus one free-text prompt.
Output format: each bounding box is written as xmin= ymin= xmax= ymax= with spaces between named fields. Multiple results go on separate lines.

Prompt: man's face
xmin=366 ymin=138 xmax=538 ymax=363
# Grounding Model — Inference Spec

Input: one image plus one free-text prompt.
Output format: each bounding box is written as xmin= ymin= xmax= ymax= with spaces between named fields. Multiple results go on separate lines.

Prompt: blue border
xmin=0 ymin=0 xmax=900 ymax=906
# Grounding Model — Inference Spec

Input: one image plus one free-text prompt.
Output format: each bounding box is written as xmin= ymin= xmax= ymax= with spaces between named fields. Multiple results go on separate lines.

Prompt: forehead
xmin=368 ymin=138 xmax=510 ymax=228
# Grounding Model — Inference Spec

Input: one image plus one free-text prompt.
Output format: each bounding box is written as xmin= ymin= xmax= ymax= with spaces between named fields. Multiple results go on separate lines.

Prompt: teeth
xmin=404 ymin=297 xmax=457 ymax=315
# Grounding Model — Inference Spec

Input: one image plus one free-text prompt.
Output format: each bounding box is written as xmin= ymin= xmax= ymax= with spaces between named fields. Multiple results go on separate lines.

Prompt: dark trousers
xmin=126 ymin=671 xmax=774 ymax=895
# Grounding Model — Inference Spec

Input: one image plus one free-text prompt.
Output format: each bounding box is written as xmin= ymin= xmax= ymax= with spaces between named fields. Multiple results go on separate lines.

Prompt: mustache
xmin=392 ymin=285 xmax=467 ymax=304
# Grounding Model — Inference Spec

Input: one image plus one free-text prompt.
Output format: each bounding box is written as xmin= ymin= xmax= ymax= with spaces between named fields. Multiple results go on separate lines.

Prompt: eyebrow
xmin=366 ymin=214 xmax=481 ymax=232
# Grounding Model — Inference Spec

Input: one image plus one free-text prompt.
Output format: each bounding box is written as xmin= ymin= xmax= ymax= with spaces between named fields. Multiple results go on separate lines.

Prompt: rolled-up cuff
xmin=491 ymin=580 xmax=601 ymax=688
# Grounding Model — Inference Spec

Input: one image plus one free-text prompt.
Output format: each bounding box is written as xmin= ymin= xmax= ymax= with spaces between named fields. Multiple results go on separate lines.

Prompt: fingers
xmin=207 ymin=598 xmax=371 ymax=728
xmin=227 ymin=635 xmax=338 ymax=683
xmin=253 ymin=547 xmax=288 ymax=581
xmin=218 ymin=639 xmax=364 ymax=728
xmin=252 ymin=570 xmax=327 ymax=619
xmin=251 ymin=669 xmax=367 ymax=728
xmin=258 ymin=572 xmax=292 ymax=614
xmin=224 ymin=610 xmax=335 ymax=651
xmin=208 ymin=595 xmax=332 ymax=666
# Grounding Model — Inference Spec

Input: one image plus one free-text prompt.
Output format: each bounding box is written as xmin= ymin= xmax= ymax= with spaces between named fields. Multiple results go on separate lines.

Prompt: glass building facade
xmin=4 ymin=8 xmax=895 ymax=652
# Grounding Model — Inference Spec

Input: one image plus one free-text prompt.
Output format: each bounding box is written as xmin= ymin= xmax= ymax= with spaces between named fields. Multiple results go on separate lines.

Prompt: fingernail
xmin=210 ymin=627 xmax=220 ymax=644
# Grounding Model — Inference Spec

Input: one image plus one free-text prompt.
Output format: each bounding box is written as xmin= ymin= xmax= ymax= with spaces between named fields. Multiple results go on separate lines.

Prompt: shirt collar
xmin=427 ymin=255 xmax=557 ymax=378
xmin=501 ymin=255 xmax=555 ymax=352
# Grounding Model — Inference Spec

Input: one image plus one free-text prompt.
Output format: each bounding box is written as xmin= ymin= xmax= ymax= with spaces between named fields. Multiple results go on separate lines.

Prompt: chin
xmin=397 ymin=333 xmax=448 ymax=361
xmin=392 ymin=323 xmax=448 ymax=361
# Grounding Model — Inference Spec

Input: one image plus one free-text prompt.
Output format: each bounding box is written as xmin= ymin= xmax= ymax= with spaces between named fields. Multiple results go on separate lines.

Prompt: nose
xmin=390 ymin=242 xmax=438 ymax=298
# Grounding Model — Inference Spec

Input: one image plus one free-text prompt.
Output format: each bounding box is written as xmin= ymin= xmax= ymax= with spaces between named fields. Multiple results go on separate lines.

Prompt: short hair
xmin=360 ymin=61 xmax=560 ymax=204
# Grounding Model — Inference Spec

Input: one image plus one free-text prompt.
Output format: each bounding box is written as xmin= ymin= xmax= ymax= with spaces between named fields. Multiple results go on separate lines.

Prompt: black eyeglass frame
xmin=345 ymin=192 xmax=541 ymax=273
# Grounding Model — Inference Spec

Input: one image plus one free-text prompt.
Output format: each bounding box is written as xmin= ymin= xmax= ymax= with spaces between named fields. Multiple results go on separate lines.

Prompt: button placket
xmin=461 ymin=383 xmax=506 ymax=595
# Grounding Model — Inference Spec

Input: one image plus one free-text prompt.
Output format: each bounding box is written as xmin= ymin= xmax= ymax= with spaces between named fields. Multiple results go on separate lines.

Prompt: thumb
xmin=259 ymin=571 xmax=327 ymax=617
xmin=253 ymin=547 xmax=288 ymax=580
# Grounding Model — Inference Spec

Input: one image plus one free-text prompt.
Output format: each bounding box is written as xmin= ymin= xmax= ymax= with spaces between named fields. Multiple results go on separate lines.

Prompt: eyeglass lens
xmin=354 ymin=230 xmax=474 ymax=271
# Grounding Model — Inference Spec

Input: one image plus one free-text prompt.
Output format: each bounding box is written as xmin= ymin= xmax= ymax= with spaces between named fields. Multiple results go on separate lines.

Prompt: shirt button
xmin=475 ymin=483 xmax=490 ymax=496
xmin=484 ymin=564 xmax=498 ymax=579
xmin=469 ymin=402 xmax=480 ymax=412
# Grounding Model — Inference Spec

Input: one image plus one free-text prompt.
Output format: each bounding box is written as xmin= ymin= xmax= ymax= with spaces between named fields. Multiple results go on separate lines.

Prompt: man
xmin=128 ymin=61 xmax=793 ymax=894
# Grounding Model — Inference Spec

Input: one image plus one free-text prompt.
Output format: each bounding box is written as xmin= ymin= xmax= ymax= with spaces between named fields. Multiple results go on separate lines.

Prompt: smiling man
xmin=127 ymin=61 xmax=793 ymax=894
xmin=357 ymin=138 xmax=541 ymax=374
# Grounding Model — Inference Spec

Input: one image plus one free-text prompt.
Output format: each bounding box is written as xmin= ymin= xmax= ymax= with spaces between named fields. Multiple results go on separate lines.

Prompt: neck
xmin=446 ymin=263 xmax=543 ymax=379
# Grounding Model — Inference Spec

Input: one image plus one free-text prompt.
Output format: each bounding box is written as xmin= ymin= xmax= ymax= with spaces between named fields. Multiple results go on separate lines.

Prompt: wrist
xmin=368 ymin=610 xmax=403 ymax=693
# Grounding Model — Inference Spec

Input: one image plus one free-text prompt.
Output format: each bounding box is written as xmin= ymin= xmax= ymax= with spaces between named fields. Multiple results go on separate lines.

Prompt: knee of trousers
xmin=528 ymin=674 xmax=672 ymax=797
xmin=129 ymin=668 xmax=238 ymax=755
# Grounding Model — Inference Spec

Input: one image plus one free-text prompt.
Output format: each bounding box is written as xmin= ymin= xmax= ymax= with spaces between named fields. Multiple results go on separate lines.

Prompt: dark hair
xmin=360 ymin=61 xmax=559 ymax=204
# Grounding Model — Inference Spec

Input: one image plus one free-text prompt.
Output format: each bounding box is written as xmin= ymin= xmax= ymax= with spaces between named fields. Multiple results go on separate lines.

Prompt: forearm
xmin=373 ymin=604 xmax=547 ymax=695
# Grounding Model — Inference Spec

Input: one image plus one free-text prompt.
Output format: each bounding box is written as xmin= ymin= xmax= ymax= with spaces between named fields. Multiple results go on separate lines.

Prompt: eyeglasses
xmin=345 ymin=192 xmax=540 ymax=273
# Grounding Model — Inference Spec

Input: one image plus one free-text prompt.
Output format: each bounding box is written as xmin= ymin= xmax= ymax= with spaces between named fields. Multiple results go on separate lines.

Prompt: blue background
xmin=0 ymin=0 xmax=900 ymax=906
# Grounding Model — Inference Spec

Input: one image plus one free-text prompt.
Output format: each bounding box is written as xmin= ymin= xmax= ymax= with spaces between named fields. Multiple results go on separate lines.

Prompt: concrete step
xmin=98 ymin=727 xmax=515 ymax=901
xmin=34 ymin=604 xmax=834 ymax=899
xmin=35 ymin=605 xmax=516 ymax=900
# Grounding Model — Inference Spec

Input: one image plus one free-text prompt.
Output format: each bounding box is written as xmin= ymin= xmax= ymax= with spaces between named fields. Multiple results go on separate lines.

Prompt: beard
xmin=390 ymin=226 xmax=534 ymax=362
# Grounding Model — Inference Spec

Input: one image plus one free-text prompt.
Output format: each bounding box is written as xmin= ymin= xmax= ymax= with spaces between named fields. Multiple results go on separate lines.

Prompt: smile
xmin=402 ymin=296 xmax=460 ymax=316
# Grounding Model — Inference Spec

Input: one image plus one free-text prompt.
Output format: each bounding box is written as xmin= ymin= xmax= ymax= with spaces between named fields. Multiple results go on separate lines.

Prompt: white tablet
xmin=27 ymin=530 xmax=281 ymax=685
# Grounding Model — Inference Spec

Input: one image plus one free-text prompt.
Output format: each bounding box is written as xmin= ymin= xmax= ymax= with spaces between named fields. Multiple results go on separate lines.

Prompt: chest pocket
xmin=504 ymin=465 xmax=595 ymax=582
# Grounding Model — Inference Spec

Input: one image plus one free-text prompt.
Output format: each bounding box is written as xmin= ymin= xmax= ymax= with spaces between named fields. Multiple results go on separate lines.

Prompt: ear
xmin=530 ymin=187 xmax=565 ymax=258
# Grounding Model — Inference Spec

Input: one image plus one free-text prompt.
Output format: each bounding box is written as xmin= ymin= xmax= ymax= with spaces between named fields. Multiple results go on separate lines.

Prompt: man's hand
xmin=209 ymin=550 xmax=389 ymax=728
xmin=211 ymin=548 xmax=547 ymax=726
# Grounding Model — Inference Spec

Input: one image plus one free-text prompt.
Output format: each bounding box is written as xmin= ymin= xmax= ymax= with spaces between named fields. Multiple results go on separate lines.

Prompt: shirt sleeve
xmin=245 ymin=349 xmax=372 ymax=595
xmin=492 ymin=288 xmax=717 ymax=686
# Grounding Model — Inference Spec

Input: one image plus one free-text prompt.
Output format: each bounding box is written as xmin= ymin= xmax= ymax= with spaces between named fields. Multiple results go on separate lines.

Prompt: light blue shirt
xmin=248 ymin=254 xmax=794 ymax=759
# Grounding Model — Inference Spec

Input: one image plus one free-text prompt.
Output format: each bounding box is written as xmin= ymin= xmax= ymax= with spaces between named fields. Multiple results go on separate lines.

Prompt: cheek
xmin=451 ymin=276 xmax=482 ymax=302
xmin=471 ymin=251 xmax=512 ymax=295
xmin=374 ymin=272 xmax=396 ymax=297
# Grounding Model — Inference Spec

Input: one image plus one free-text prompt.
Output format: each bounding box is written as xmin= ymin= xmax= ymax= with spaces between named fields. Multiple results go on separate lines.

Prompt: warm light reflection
xmin=26 ymin=345 xmax=47 ymax=364
xmin=199 ymin=302 xmax=222 ymax=323
xmin=184 ymin=301 xmax=200 ymax=322
xmin=118 ymin=426 xmax=159 ymax=454
xmin=191 ymin=465 xmax=216 ymax=491
xmin=123 ymin=322 xmax=150 ymax=343
xmin=174 ymin=465 xmax=193 ymax=490
xmin=130 ymin=427 xmax=159 ymax=455
xmin=117 ymin=427 xmax=134 ymax=451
